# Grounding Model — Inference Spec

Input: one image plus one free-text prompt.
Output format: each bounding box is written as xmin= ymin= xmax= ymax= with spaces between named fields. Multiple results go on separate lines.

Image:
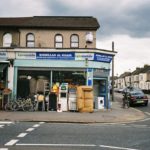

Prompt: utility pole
xmin=112 ymin=41 xmax=115 ymax=101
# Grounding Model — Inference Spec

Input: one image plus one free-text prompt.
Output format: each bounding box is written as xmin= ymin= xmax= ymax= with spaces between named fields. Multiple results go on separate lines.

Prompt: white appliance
xmin=97 ymin=97 xmax=104 ymax=109
xmin=68 ymin=88 xmax=77 ymax=111
xmin=58 ymin=83 xmax=68 ymax=111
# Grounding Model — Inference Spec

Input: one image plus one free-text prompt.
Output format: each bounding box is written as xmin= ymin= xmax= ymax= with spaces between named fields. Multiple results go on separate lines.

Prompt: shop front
xmin=12 ymin=51 xmax=113 ymax=111
xmin=0 ymin=51 xmax=12 ymax=110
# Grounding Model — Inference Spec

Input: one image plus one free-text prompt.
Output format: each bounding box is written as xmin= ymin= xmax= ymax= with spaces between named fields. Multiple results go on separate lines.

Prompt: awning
xmin=0 ymin=64 xmax=8 ymax=73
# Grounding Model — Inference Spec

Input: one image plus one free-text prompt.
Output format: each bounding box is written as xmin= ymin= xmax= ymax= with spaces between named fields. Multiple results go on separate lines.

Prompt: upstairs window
xmin=26 ymin=33 xmax=35 ymax=47
xmin=3 ymin=33 xmax=12 ymax=47
xmin=70 ymin=34 xmax=79 ymax=48
xmin=55 ymin=34 xmax=63 ymax=48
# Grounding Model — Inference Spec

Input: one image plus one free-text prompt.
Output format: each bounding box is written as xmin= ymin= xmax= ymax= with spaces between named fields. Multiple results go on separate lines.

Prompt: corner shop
xmin=12 ymin=50 xmax=113 ymax=110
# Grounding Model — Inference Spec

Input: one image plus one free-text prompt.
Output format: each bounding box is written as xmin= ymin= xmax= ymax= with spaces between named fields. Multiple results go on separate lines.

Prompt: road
xmin=0 ymin=120 xmax=150 ymax=150
xmin=0 ymin=93 xmax=150 ymax=150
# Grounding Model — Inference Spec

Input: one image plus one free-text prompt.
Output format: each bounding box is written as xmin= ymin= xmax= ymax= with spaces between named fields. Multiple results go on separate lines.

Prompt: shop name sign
xmin=16 ymin=52 xmax=36 ymax=59
xmin=94 ymin=53 xmax=113 ymax=63
xmin=0 ymin=51 xmax=7 ymax=59
xmin=75 ymin=53 xmax=94 ymax=60
xmin=15 ymin=52 xmax=113 ymax=63
xmin=36 ymin=52 xmax=75 ymax=60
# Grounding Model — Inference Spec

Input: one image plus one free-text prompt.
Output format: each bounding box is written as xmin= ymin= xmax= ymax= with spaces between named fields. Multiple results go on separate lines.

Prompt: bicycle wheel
xmin=12 ymin=101 xmax=20 ymax=111
xmin=4 ymin=102 xmax=13 ymax=111
xmin=23 ymin=103 xmax=34 ymax=111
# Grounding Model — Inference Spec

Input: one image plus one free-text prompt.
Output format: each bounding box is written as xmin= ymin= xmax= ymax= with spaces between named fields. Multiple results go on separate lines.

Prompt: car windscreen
xmin=130 ymin=91 xmax=144 ymax=96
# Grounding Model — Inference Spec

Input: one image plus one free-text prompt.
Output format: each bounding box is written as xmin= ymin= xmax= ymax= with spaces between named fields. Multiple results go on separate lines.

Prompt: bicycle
xmin=23 ymin=98 xmax=34 ymax=111
xmin=12 ymin=98 xmax=26 ymax=111
xmin=122 ymin=93 xmax=130 ymax=108
xmin=4 ymin=100 xmax=14 ymax=111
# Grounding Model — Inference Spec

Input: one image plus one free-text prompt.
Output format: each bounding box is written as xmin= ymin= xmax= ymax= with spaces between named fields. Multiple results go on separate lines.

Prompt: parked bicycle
xmin=4 ymin=100 xmax=14 ymax=111
xmin=4 ymin=97 xmax=37 ymax=111
xmin=122 ymin=93 xmax=130 ymax=108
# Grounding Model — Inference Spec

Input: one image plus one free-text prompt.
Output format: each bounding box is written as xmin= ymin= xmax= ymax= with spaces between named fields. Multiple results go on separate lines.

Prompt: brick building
xmin=0 ymin=16 xmax=116 ymax=110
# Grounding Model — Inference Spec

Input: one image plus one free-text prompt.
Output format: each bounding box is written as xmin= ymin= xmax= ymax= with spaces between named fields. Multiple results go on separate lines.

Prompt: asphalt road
xmin=0 ymin=120 xmax=150 ymax=150
xmin=0 ymin=93 xmax=150 ymax=150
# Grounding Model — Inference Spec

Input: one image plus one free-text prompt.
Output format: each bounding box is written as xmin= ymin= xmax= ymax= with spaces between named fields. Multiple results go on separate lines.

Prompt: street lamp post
xmin=111 ymin=41 xmax=115 ymax=101
xmin=129 ymin=69 xmax=132 ymax=87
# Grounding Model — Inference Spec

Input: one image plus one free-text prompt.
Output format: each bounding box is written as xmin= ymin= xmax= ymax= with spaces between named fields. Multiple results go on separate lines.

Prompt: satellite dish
xmin=86 ymin=32 xmax=93 ymax=43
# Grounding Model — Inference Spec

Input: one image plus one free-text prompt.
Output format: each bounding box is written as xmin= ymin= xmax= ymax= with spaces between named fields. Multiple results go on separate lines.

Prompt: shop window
xmin=26 ymin=33 xmax=35 ymax=47
xmin=3 ymin=33 xmax=12 ymax=47
xmin=70 ymin=34 xmax=79 ymax=48
xmin=55 ymin=34 xmax=63 ymax=48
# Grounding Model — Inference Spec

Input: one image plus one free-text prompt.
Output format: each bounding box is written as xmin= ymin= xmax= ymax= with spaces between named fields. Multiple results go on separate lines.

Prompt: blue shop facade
xmin=12 ymin=49 xmax=114 ymax=109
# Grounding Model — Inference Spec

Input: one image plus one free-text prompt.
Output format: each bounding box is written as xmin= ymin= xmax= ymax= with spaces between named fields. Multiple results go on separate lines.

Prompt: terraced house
xmin=115 ymin=65 xmax=150 ymax=93
xmin=0 ymin=16 xmax=116 ymax=111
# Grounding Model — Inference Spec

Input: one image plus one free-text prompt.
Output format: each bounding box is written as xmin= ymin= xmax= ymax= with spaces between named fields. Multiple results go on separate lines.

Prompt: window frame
xmin=3 ymin=33 xmax=12 ymax=47
xmin=55 ymin=34 xmax=63 ymax=48
xmin=70 ymin=34 xmax=79 ymax=48
xmin=26 ymin=33 xmax=35 ymax=47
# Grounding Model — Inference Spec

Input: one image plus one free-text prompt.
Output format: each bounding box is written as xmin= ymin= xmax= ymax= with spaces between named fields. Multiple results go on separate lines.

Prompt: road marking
xmin=0 ymin=125 xmax=4 ymax=128
xmin=145 ymin=112 xmax=150 ymax=116
xmin=0 ymin=121 xmax=13 ymax=124
xmin=39 ymin=122 xmax=45 ymax=124
xmin=33 ymin=124 xmax=40 ymax=128
xmin=5 ymin=139 xmax=19 ymax=146
xmin=17 ymin=133 xmax=28 ymax=138
xmin=0 ymin=148 xmax=8 ymax=150
xmin=100 ymin=145 xmax=139 ymax=150
xmin=26 ymin=128 xmax=35 ymax=132
xmin=16 ymin=143 xmax=96 ymax=147
xmin=16 ymin=143 xmax=138 ymax=150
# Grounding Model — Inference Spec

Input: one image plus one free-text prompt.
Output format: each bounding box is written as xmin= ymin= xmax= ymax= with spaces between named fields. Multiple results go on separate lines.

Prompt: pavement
xmin=0 ymin=101 xmax=146 ymax=124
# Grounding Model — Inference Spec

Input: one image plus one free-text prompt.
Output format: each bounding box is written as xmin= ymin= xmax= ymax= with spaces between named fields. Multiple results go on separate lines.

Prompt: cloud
xmin=0 ymin=0 xmax=49 ymax=17
xmin=97 ymin=35 xmax=150 ymax=75
xmin=45 ymin=0 xmax=150 ymax=38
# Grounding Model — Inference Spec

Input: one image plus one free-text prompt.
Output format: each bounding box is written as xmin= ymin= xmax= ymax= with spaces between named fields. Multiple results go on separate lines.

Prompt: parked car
xmin=122 ymin=86 xmax=141 ymax=94
xmin=123 ymin=90 xmax=148 ymax=106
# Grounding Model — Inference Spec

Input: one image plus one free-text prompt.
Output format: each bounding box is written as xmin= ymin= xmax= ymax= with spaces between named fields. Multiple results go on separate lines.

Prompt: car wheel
xmin=144 ymin=102 xmax=148 ymax=106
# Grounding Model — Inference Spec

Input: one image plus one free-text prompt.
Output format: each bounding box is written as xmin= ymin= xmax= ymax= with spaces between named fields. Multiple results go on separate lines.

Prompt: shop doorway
xmin=93 ymin=78 xmax=108 ymax=109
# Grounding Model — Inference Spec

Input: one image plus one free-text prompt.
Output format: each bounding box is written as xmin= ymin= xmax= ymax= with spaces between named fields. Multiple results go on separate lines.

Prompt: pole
xmin=112 ymin=41 xmax=115 ymax=101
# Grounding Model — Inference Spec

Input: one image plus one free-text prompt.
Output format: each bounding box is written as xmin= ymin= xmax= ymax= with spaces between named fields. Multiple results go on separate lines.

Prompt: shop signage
xmin=94 ymin=53 xmax=113 ymax=63
xmin=75 ymin=53 xmax=94 ymax=60
xmin=36 ymin=52 xmax=75 ymax=60
xmin=0 ymin=52 xmax=7 ymax=60
xmin=87 ymin=68 xmax=93 ymax=86
xmin=16 ymin=52 xmax=36 ymax=59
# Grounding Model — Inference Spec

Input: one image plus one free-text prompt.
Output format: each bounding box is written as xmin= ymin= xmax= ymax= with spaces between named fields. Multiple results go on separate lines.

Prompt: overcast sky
xmin=1 ymin=0 xmax=150 ymax=75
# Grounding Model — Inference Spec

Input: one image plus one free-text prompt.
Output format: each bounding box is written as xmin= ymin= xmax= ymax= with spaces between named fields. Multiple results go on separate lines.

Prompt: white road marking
xmin=26 ymin=128 xmax=35 ymax=132
xmin=0 ymin=121 xmax=13 ymax=124
xmin=17 ymin=133 xmax=28 ymax=138
xmin=16 ymin=143 xmax=138 ymax=150
xmin=0 ymin=148 xmax=8 ymax=150
xmin=138 ymin=117 xmax=150 ymax=122
xmin=33 ymin=124 xmax=40 ymax=128
xmin=16 ymin=143 xmax=96 ymax=147
xmin=0 ymin=125 xmax=4 ymax=128
xmin=39 ymin=122 xmax=45 ymax=124
xmin=100 ymin=145 xmax=139 ymax=150
xmin=5 ymin=139 xmax=19 ymax=146
xmin=145 ymin=112 xmax=150 ymax=116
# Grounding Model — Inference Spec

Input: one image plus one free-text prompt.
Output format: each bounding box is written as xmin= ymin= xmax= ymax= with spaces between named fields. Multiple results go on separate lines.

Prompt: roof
xmin=0 ymin=16 xmax=100 ymax=30
xmin=140 ymin=65 xmax=150 ymax=73
xmin=119 ymin=72 xmax=131 ymax=78
xmin=132 ymin=67 xmax=142 ymax=75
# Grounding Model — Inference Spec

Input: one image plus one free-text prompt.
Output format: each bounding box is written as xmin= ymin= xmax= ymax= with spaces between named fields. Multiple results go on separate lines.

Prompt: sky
xmin=0 ymin=0 xmax=150 ymax=75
